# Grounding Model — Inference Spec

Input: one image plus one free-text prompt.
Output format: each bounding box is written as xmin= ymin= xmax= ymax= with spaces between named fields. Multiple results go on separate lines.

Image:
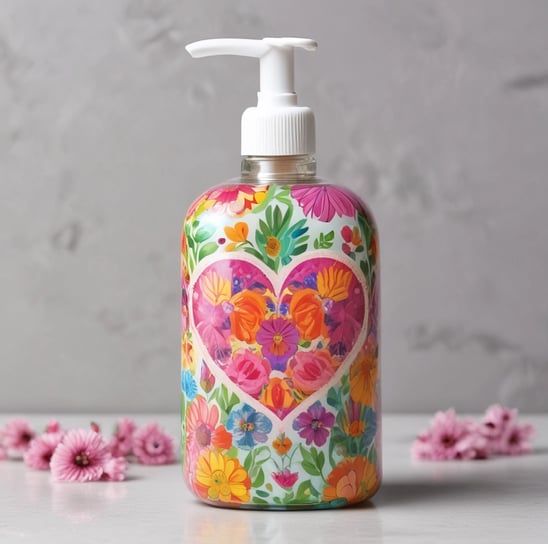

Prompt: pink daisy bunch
xmin=108 ymin=417 xmax=137 ymax=458
xmin=133 ymin=422 xmax=175 ymax=465
xmin=24 ymin=432 xmax=64 ymax=470
xmin=412 ymin=405 xmax=535 ymax=461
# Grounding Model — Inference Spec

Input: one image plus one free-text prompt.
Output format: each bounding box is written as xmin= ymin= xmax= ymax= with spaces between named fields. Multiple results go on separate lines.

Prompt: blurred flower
xmin=46 ymin=420 xmax=62 ymax=434
xmin=133 ymin=423 xmax=175 ymax=465
xmin=101 ymin=456 xmax=128 ymax=481
xmin=24 ymin=432 xmax=64 ymax=470
xmin=50 ymin=429 xmax=110 ymax=482
xmin=108 ymin=417 xmax=136 ymax=458
xmin=1 ymin=418 xmax=35 ymax=454
xmin=497 ymin=422 xmax=535 ymax=456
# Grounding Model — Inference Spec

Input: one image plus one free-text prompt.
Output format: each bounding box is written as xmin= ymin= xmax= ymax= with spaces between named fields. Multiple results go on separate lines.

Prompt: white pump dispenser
xmin=185 ymin=37 xmax=317 ymax=156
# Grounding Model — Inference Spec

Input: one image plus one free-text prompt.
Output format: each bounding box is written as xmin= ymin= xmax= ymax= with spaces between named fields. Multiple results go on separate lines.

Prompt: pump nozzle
xmin=186 ymin=37 xmax=318 ymax=156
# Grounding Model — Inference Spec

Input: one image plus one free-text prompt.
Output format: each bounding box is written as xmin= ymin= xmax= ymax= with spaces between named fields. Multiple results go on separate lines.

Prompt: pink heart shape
xmin=190 ymin=256 xmax=366 ymax=419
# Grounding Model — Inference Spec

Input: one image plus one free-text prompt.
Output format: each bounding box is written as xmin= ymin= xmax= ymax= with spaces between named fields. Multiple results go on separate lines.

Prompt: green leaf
xmin=295 ymin=480 xmax=312 ymax=501
xmin=253 ymin=446 xmax=271 ymax=466
xmin=252 ymin=497 xmax=269 ymax=505
xmin=194 ymin=225 xmax=215 ymax=243
xmin=255 ymin=489 xmax=270 ymax=498
xmin=252 ymin=467 xmax=265 ymax=488
xmin=325 ymin=231 xmax=335 ymax=241
xmin=317 ymin=451 xmax=325 ymax=471
xmin=244 ymin=451 xmax=253 ymax=472
xmin=198 ymin=242 xmax=218 ymax=261
xmin=313 ymin=238 xmax=319 ymax=249
xmin=273 ymin=206 xmax=283 ymax=231
xmin=302 ymin=461 xmax=321 ymax=476
xmin=292 ymin=245 xmax=308 ymax=257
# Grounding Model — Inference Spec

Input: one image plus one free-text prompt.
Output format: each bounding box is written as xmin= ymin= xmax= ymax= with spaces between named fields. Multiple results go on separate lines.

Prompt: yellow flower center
xmin=273 ymin=333 xmax=283 ymax=345
xmin=241 ymin=422 xmax=255 ymax=432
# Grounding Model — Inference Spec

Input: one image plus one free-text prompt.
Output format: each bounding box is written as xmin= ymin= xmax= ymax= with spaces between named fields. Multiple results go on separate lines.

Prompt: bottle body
xmin=181 ymin=170 xmax=380 ymax=509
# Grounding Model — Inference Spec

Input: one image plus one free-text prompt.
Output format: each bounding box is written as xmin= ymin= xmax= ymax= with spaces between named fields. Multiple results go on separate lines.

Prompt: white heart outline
xmin=188 ymin=250 xmax=369 ymax=429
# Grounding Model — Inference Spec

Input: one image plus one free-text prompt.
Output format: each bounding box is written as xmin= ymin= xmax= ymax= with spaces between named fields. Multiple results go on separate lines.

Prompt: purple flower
xmin=256 ymin=317 xmax=299 ymax=371
xmin=293 ymin=402 xmax=335 ymax=447
xmin=291 ymin=185 xmax=361 ymax=222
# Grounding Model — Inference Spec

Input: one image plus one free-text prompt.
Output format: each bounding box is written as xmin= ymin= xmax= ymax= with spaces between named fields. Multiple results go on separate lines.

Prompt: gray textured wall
xmin=1 ymin=0 xmax=547 ymax=413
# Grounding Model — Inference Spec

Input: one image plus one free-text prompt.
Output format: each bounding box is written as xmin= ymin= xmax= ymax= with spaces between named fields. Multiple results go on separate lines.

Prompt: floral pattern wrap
xmin=181 ymin=182 xmax=380 ymax=509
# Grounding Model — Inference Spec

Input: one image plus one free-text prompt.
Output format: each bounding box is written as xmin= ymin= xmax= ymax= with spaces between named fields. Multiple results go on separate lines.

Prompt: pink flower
xmin=291 ymin=185 xmax=361 ymax=222
xmin=101 ymin=456 xmax=128 ymax=481
xmin=46 ymin=420 xmax=62 ymax=434
xmin=289 ymin=350 xmax=335 ymax=395
xmin=272 ymin=468 xmax=299 ymax=488
xmin=411 ymin=409 xmax=486 ymax=461
xmin=256 ymin=317 xmax=299 ymax=371
xmin=133 ymin=423 xmax=175 ymax=465
xmin=225 ymin=350 xmax=271 ymax=398
xmin=497 ymin=423 xmax=535 ymax=456
xmin=0 ymin=443 xmax=7 ymax=461
xmin=23 ymin=432 xmax=64 ymax=470
xmin=50 ymin=429 xmax=111 ymax=482
xmin=1 ymin=418 xmax=35 ymax=454
xmin=108 ymin=417 xmax=137 ymax=458
xmin=480 ymin=404 xmax=517 ymax=441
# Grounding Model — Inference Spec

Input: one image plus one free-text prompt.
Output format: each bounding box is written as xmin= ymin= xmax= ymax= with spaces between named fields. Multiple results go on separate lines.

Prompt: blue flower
xmin=226 ymin=404 xmax=272 ymax=450
xmin=181 ymin=369 xmax=197 ymax=400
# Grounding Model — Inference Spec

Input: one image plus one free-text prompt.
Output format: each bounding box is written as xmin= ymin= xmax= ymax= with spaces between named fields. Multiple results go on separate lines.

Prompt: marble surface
xmin=2 ymin=1 xmax=548 ymax=415
xmin=1 ymin=414 xmax=547 ymax=543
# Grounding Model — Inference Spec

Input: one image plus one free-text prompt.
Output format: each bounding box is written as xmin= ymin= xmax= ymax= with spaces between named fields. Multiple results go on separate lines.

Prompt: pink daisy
xmin=23 ymin=432 xmax=64 ymax=470
xmin=108 ymin=417 xmax=137 ymax=458
xmin=133 ymin=423 xmax=175 ymax=465
xmin=497 ymin=423 xmax=535 ymax=456
xmin=101 ymin=456 xmax=128 ymax=481
xmin=45 ymin=420 xmax=62 ymax=434
xmin=1 ymin=418 xmax=35 ymax=454
xmin=50 ymin=429 xmax=111 ymax=482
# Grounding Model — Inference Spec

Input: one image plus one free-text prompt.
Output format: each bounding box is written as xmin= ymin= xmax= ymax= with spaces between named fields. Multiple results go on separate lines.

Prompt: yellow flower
xmin=272 ymin=434 xmax=292 ymax=455
xmin=195 ymin=450 xmax=251 ymax=503
xmin=200 ymin=270 xmax=231 ymax=306
xmin=224 ymin=222 xmax=249 ymax=251
xmin=265 ymin=236 xmax=281 ymax=257
xmin=317 ymin=265 xmax=352 ymax=302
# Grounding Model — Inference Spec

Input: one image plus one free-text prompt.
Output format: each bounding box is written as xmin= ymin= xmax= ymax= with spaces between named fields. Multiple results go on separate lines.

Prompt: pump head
xmin=186 ymin=37 xmax=317 ymax=156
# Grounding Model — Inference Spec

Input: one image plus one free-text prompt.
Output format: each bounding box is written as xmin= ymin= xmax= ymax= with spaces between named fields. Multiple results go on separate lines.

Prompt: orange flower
xmin=349 ymin=334 xmax=378 ymax=406
xmin=224 ymin=222 xmax=249 ymax=251
xmin=181 ymin=333 xmax=194 ymax=372
xmin=322 ymin=456 xmax=378 ymax=504
xmin=200 ymin=270 xmax=231 ymax=306
xmin=265 ymin=236 xmax=281 ymax=257
xmin=211 ymin=425 xmax=233 ymax=451
xmin=289 ymin=289 xmax=327 ymax=341
xmin=272 ymin=434 xmax=292 ymax=455
xmin=260 ymin=377 xmax=296 ymax=413
xmin=195 ymin=450 xmax=251 ymax=503
xmin=351 ymin=227 xmax=362 ymax=246
xmin=229 ymin=290 xmax=267 ymax=343
xmin=317 ymin=265 xmax=352 ymax=302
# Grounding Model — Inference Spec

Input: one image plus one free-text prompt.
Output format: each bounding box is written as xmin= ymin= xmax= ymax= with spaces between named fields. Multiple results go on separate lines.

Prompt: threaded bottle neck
xmin=240 ymin=155 xmax=317 ymax=183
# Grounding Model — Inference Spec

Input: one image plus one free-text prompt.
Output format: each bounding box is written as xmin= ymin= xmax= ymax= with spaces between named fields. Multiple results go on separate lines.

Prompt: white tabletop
xmin=1 ymin=414 xmax=546 ymax=543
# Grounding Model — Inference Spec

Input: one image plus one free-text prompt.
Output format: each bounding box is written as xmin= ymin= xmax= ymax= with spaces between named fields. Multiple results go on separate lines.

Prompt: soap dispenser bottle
xmin=181 ymin=37 xmax=380 ymax=509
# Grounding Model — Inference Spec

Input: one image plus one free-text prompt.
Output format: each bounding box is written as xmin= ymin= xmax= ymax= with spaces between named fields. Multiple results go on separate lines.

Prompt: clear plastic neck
xmin=240 ymin=155 xmax=317 ymax=183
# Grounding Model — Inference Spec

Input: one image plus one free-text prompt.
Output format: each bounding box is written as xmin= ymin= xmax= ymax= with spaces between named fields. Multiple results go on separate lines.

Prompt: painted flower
xmin=23 ymin=432 xmax=64 ymax=470
xmin=265 ymin=236 xmax=281 ymax=257
xmin=328 ymin=296 xmax=365 ymax=357
xmin=256 ymin=317 xmax=299 ymax=371
xmin=101 ymin=456 xmax=128 ymax=481
xmin=323 ymin=456 xmax=378 ymax=504
xmin=200 ymin=270 xmax=232 ymax=306
xmin=181 ymin=332 xmax=194 ymax=372
xmin=229 ymin=290 xmax=267 ymax=343
xmin=195 ymin=449 xmax=251 ymax=503
xmin=272 ymin=468 xmax=299 ymax=488
xmin=207 ymin=185 xmax=267 ymax=217
xmin=291 ymin=184 xmax=360 ymax=222
xmin=288 ymin=349 xmax=336 ymax=395
xmin=226 ymin=404 xmax=272 ymax=450
xmin=340 ymin=401 xmax=377 ymax=447
xmin=50 ymin=429 xmax=111 ymax=481
xmin=224 ymin=221 xmax=249 ymax=251
xmin=317 ymin=265 xmax=352 ymax=302
xmin=293 ymin=402 xmax=335 ymax=447
xmin=341 ymin=225 xmax=362 ymax=245
xmin=133 ymin=422 xmax=175 ymax=465
xmin=108 ymin=417 xmax=136 ymax=458
xmin=272 ymin=434 xmax=292 ymax=455
xmin=187 ymin=396 xmax=232 ymax=459
xmin=1 ymin=418 xmax=35 ymax=454
xmin=349 ymin=334 xmax=378 ymax=406
xmin=182 ymin=369 xmax=198 ymax=401
xmin=225 ymin=350 xmax=271 ymax=398
xmin=260 ymin=377 xmax=297 ymax=418
xmin=200 ymin=361 xmax=216 ymax=393
xmin=289 ymin=289 xmax=327 ymax=341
